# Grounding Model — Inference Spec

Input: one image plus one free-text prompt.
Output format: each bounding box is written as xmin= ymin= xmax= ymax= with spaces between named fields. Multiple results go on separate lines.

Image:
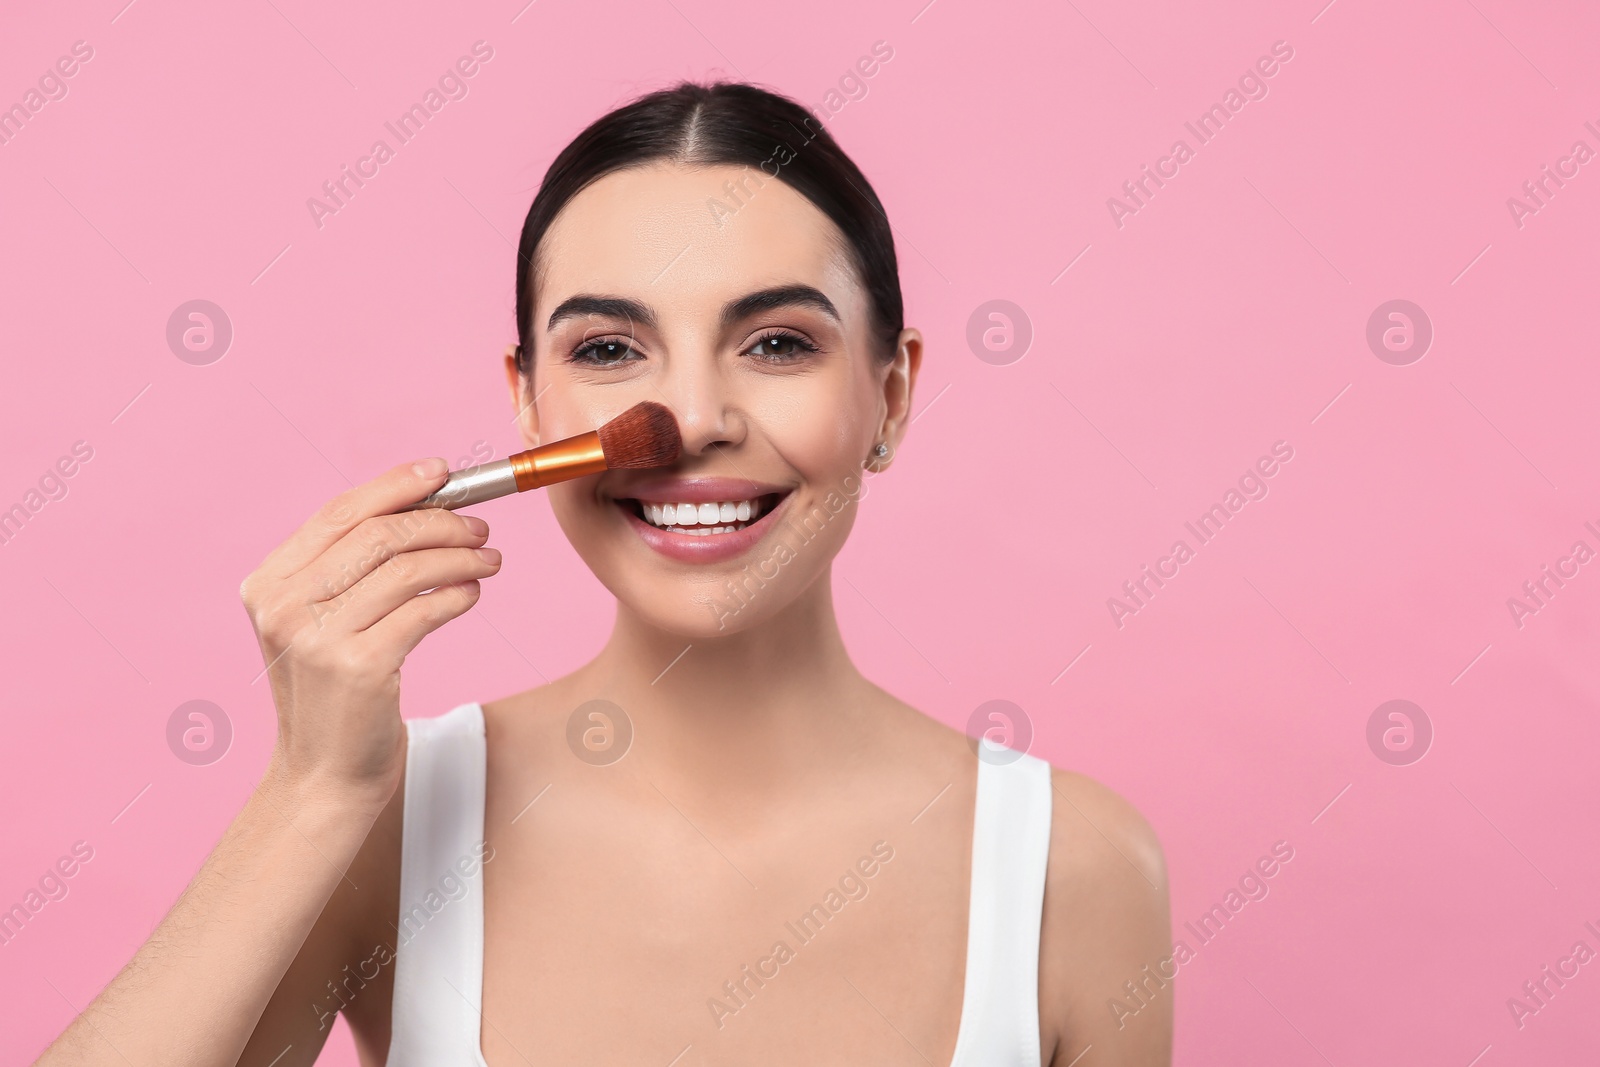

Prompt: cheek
xmin=753 ymin=373 xmax=875 ymax=480
xmin=536 ymin=389 xmax=616 ymax=539
xmin=775 ymin=411 xmax=859 ymax=480
xmin=545 ymin=478 xmax=629 ymax=600
xmin=547 ymin=478 xmax=598 ymax=523
xmin=535 ymin=382 xmax=616 ymax=443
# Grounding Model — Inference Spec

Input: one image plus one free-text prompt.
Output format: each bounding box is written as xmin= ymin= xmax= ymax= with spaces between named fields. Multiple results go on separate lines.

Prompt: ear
xmin=867 ymin=328 xmax=922 ymax=471
xmin=503 ymin=343 xmax=542 ymax=448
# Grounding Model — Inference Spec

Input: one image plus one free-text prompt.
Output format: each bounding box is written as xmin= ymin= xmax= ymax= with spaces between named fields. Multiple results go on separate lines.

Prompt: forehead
xmin=534 ymin=162 xmax=865 ymax=326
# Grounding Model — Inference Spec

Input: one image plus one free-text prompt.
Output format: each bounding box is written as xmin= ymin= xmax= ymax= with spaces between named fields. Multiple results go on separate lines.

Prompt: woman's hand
xmin=240 ymin=457 xmax=500 ymax=805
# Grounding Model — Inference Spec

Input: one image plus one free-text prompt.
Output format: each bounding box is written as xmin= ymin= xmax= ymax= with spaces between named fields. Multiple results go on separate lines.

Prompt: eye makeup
xmin=561 ymin=326 xmax=825 ymax=368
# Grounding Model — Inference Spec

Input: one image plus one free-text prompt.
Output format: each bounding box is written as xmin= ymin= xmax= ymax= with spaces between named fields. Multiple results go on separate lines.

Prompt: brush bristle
xmin=597 ymin=401 xmax=682 ymax=470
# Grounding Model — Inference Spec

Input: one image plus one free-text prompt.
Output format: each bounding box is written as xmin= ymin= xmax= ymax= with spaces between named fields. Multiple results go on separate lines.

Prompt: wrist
xmin=259 ymin=749 xmax=399 ymax=822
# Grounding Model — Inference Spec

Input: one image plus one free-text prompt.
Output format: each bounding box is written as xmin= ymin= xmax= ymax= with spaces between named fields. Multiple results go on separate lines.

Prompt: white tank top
xmin=386 ymin=702 xmax=1054 ymax=1065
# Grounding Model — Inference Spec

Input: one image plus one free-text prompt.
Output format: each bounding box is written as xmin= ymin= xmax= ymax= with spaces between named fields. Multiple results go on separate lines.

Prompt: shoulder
xmin=1036 ymin=765 xmax=1173 ymax=1065
xmin=478 ymin=678 xmax=615 ymax=814
xmin=1043 ymin=766 xmax=1167 ymax=893
xmin=480 ymin=676 xmax=593 ymax=762
xmin=480 ymin=669 xmax=601 ymax=736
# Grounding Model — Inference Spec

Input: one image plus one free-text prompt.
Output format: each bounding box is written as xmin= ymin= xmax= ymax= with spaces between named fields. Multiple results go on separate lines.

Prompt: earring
xmin=873 ymin=443 xmax=889 ymax=458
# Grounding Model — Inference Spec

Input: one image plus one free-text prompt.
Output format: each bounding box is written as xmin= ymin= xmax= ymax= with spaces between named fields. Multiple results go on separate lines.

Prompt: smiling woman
xmin=38 ymin=82 xmax=1172 ymax=1067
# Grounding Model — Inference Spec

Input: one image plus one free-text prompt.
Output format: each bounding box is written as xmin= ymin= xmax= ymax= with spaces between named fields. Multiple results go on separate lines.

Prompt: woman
xmin=41 ymin=82 xmax=1172 ymax=1066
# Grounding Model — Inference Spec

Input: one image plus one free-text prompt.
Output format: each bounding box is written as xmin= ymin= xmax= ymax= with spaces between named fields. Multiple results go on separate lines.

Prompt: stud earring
xmin=873 ymin=442 xmax=889 ymax=458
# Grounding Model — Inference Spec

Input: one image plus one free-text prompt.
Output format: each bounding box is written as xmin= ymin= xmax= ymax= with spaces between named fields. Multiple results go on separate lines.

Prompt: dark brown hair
xmin=513 ymin=81 xmax=903 ymax=374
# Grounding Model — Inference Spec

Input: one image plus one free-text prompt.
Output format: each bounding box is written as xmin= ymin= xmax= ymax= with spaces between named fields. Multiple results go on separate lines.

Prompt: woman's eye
xmin=570 ymin=339 xmax=641 ymax=365
xmin=745 ymin=333 xmax=817 ymax=361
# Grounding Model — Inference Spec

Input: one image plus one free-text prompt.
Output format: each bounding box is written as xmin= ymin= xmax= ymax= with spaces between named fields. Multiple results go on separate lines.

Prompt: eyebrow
xmin=546 ymin=295 xmax=657 ymax=333
xmin=544 ymin=285 xmax=840 ymax=334
xmin=719 ymin=285 xmax=840 ymax=328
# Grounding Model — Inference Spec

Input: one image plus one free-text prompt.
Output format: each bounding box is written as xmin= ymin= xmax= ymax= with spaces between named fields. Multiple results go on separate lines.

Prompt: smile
xmin=610 ymin=480 xmax=793 ymax=564
xmin=632 ymin=496 xmax=776 ymax=535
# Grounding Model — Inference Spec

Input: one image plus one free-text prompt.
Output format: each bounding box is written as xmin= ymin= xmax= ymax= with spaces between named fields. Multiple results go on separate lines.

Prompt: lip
xmin=609 ymin=477 xmax=796 ymax=565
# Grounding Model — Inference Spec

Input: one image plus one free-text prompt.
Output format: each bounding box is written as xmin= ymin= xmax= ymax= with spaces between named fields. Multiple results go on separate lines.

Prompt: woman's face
xmin=505 ymin=162 xmax=919 ymax=638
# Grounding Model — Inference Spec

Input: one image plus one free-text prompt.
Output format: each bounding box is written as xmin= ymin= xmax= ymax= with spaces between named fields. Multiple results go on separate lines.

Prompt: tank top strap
xmin=387 ymin=702 xmax=489 ymax=1067
xmin=949 ymin=748 xmax=1054 ymax=1067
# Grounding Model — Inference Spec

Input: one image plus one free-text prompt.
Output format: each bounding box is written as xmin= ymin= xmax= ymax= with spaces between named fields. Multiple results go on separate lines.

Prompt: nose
xmin=653 ymin=353 xmax=746 ymax=459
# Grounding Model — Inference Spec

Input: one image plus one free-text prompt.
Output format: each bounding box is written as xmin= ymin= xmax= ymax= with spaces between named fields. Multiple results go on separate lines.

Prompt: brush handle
xmin=397 ymin=459 xmax=519 ymax=512
xmin=397 ymin=431 xmax=608 ymax=512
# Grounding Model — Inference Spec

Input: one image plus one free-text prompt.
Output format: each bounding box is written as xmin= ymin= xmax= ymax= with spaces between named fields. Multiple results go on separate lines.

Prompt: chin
xmin=551 ymin=477 xmax=859 ymax=639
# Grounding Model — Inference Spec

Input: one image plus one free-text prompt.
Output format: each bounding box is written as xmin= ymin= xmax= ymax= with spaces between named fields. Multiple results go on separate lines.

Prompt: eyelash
xmin=745 ymin=329 xmax=820 ymax=363
xmin=567 ymin=337 xmax=640 ymax=366
xmin=566 ymin=329 xmax=820 ymax=366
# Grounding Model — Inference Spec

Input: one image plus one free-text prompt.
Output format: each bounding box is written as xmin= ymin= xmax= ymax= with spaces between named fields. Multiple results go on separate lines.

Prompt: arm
xmin=35 ymin=459 xmax=499 ymax=1067
xmin=233 ymin=772 xmax=406 ymax=1067
xmin=1040 ymin=769 xmax=1174 ymax=1067
xmin=39 ymin=772 xmax=388 ymax=1067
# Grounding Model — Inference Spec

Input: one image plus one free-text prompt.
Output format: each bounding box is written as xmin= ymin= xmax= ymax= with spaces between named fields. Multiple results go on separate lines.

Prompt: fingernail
xmin=413 ymin=457 xmax=449 ymax=478
xmin=476 ymin=548 xmax=502 ymax=565
xmin=462 ymin=515 xmax=489 ymax=536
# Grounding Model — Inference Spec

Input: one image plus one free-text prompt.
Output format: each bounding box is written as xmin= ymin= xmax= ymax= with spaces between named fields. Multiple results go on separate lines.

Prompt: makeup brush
xmin=399 ymin=401 xmax=681 ymax=512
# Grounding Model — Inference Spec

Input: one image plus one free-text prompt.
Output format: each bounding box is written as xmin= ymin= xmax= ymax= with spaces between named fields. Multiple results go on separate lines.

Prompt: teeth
xmin=636 ymin=497 xmax=767 ymax=532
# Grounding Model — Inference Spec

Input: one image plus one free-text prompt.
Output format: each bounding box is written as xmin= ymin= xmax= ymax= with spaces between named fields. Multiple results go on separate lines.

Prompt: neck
xmin=582 ymin=568 xmax=870 ymax=784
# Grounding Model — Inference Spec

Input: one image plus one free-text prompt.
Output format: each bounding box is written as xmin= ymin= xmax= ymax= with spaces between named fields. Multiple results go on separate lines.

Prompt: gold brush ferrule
xmin=509 ymin=430 xmax=607 ymax=491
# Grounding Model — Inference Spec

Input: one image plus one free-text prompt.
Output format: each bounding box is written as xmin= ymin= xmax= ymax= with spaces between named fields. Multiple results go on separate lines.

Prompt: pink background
xmin=3 ymin=0 xmax=1598 ymax=1062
